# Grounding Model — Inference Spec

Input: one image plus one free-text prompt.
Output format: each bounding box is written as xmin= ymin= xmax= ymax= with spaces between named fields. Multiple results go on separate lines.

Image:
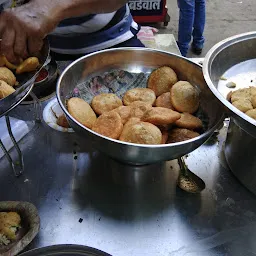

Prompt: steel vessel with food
xmin=203 ymin=31 xmax=256 ymax=137
xmin=0 ymin=40 xmax=49 ymax=118
xmin=203 ymin=31 xmax=256 ymax=195
xmin=57 ymin=48 xmax=225 ymax=164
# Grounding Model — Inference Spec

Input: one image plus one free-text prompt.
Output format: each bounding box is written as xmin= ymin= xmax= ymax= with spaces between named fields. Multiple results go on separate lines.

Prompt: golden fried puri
xmin=123 ymin=88 xmax=156 ymax=106
xmin=246 ymin=109 xmax=256 ymax=120
xmin=120 ymin=121 xmax=162 ymax=144
xmin=232 ymin=99 xmax=253 ymax=113
xmin=67 ymin=97 xmax=97 ymax=129
xmin=155 ymin=92 xmax=174 ymax=109
xmin=16 ymin=57 xmax=40 ymax=74
xmin=171 ymin=81 xmax=200 ymax=114
xmin=0 ymin=80 xmax=15 ymax=99
xmin=0 ymin=67 xmax=16 ymax=86
xmin=111 ymin=106 xmax=131 ymax=124
xmin=91 ymin=93 xmax=123 ymax=115
xmin=125 ymin=117 xmax=141 ymax=127
xmin=167 ymin=128 xmax=200 ymax=143
xmin=141 ymin=107 xmax=181 ymax=125
xmin=175 ymin=113 xmax=203 ymax=130
xmin=92 ymin=111 xmax=123 ymax=139
xmin=130 ymin=101 xmax=152 ymax=118
xmin=147 ymin=66 xmax=178 ymax=96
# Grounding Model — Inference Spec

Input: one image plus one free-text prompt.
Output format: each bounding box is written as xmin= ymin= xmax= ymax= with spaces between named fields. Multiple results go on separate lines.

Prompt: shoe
xmin=191 ymin=45 xmax=203 ymax=55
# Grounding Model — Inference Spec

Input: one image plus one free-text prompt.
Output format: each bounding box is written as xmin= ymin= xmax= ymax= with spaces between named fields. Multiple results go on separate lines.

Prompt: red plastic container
xmin=128 ymin=0 xmax=170 ymax=26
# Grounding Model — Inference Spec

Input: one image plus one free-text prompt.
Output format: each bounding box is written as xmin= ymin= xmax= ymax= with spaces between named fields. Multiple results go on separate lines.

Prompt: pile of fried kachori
xmin=0 ymin=56 xmax=40 ymax=99
xmin=227 ymin=87 xmax=256 ymax=120
xmin=67 ymin=66 xmax=203 ymax=145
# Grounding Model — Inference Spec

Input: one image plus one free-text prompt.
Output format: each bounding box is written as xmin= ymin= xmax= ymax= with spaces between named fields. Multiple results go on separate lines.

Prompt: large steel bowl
xmin=57 ymin=48 xmax=224 ymax=164
xmin=203 ymin=31 xmax=256 ymax=137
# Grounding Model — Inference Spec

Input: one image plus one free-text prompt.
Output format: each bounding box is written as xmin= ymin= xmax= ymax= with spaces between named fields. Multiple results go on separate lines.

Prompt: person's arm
xmin=0 ymin=0 xmax=128 ymax=62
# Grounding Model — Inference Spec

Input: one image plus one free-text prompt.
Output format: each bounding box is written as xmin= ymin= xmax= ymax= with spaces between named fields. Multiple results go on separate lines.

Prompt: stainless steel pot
xmin=57 ymin=48 xmax=224 ymax=165
xmin=225 ymin=118 xmax=256 ymax=195
xmin=203 ymin=31 xmax=256 ymax=137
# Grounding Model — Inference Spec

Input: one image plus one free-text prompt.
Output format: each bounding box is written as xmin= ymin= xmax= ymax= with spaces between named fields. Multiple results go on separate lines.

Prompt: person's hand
xmin=0 ymin=3 xmax=58 ymax=63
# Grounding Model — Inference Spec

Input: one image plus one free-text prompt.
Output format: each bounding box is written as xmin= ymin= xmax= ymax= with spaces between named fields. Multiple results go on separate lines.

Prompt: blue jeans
xmin=177 ymin=0 xmax=206 ymax=56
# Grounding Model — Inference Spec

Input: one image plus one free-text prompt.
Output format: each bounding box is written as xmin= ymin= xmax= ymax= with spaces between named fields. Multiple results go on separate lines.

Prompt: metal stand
xmin=0 ymin=91 xmax=42 ymax=177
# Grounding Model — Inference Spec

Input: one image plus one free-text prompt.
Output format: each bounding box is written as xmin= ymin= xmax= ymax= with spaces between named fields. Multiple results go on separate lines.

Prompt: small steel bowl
xmin=57 ymin=48 xmax=224 ymax=164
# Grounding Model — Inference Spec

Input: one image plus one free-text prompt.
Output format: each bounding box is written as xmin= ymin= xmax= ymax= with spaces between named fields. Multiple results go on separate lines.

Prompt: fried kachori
xmin=232 ymin=99 xmax=253 ymax=113
xmin=171 ymin=81 xmax=199 ymax=114
xmin=91 ymin=93 xmax=123 ymax=115
xmin=67 ymin=97 xmax=97 ymax=129
xmin=111 ymin=106 xmax=131 ymax=124
xmin=155 ymin=92 xmax=174 ymax=109
xmin=0 ymin=67 xmax=16 ymax=86
xmin=147 ymin=66 xmax=178 ymax=96
xmin=16 ymin=57 xmax=40 ymax=74
xmin=141 ymin=107 xmax=181 ymax=125
xmin=0 ymin=80 xmax=15 ymax=99
xmin=246 ymin=109 xmax=256 ymax=120
xmin=130 ymin=101 xmax=152 ymax=118
xmin=167 ymin=128 xmax=200 ymax=143
xmin=92 ymin=111 xmax=123 ymax=139
xmin=175 ymin=113 xmax=203 ymax=130
xmin=123 ymin=88 xmax=156 ymax=106
xmin=230 ymin=88 xmax=251 ymax=103
xmin=161 ymin=129 xmax=169 ymax=144
xmin=120 ymin=121 xmax=162 ymax=144
xmin=251 ymin=95 xmax=256 ymax=108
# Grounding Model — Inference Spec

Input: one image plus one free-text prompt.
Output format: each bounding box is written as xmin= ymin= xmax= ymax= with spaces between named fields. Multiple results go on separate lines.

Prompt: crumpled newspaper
xmin=69 ymin=69 xmax=148 ymax=103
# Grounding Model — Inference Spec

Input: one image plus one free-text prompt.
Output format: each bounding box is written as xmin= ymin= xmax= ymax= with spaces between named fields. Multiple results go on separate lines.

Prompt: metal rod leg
xmin=29 ymin=91 xmax=42 ymax=122
xmin=5 ymin=115 xmax=24 ymax=176
xmin=0 ymin=139 xmax=17 ymax=175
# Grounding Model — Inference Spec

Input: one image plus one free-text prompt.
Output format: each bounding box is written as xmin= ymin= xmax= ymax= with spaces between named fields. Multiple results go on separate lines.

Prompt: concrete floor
xmin=161 ymin=0 xmax=256 ymax=57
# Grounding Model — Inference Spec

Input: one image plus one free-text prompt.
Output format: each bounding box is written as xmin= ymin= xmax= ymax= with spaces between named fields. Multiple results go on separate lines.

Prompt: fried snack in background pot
xmin=246 ymin=109 xmax=256 ymax=120
xmin=232 ymin=99 xmax=253 ymax=113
